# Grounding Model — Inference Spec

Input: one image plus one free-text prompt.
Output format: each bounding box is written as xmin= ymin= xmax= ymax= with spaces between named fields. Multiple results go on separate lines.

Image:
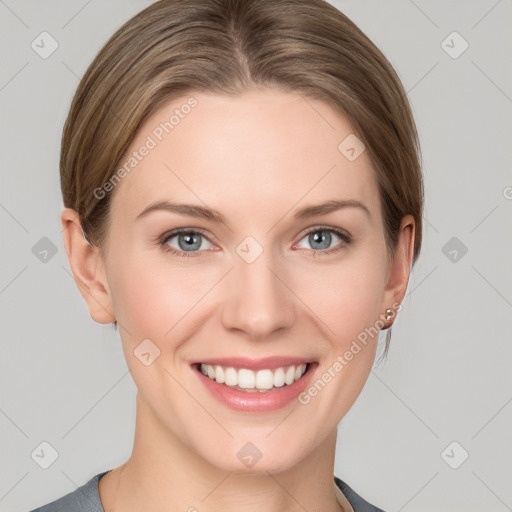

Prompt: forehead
xmin=110 ymin=88 xmax=380 ymax=222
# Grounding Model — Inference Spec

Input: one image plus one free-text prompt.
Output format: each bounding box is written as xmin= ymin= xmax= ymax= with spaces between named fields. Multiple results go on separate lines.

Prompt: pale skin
xmin=61 ymin=88 xmax=415 ymax=512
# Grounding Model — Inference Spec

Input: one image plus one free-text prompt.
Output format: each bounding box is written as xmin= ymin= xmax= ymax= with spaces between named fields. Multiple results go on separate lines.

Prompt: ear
xmin=379 ymin=214 xmax=415 ymax=327
xmin=61 ymin=208 xmax=115 ymax=324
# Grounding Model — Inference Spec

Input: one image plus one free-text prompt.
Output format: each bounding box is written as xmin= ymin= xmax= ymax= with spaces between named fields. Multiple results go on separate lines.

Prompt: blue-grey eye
xmin=166 ymin=231 xmax=212 ymax=252
xmin=296 ymin=229 xmax=345 ymax=251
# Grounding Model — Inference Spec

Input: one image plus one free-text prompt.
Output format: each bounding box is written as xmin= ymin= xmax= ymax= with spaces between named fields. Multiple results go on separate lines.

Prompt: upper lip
xmin=193 ymin=356 xmax=314 ymax=371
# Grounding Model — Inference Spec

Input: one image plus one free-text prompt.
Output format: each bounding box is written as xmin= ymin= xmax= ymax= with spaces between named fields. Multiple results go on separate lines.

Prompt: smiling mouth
xmin=195 ymin=363 xmax=312 ymax=392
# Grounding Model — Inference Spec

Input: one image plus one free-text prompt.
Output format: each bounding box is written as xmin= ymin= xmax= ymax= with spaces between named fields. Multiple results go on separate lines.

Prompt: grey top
xmin=28 ymin=471 xmax=385 ymax=512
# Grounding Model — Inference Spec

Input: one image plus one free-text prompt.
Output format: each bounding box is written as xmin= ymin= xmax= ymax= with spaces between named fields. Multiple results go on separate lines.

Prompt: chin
xmin=194 ymin=436 xmax=311 ymax=476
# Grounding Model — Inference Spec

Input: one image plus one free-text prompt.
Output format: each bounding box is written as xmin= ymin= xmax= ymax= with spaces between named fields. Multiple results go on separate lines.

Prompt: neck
xmin=99 ymin=393 xmax=346 ymax=512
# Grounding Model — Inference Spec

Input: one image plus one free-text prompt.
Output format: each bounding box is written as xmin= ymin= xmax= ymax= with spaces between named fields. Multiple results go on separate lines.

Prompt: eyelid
xmin=294 ymin=224 xmax=352 ymax=244
xmin=159 ymin=227 xmax=216 ymax=244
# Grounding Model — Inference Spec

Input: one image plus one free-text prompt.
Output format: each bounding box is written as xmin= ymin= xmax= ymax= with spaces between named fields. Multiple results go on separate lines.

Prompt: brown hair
xmin=61 ymin=0 xmax=423 ymax=353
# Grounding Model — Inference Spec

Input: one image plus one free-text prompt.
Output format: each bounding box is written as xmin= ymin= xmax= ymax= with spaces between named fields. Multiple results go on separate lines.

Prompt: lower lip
xmin=194 ymin=363 xmax=317 ymax=413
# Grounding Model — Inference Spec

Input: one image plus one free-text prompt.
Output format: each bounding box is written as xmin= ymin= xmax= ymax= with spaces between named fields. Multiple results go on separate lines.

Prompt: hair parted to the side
xmin=60 ymin=0 xmax=423 ymax=355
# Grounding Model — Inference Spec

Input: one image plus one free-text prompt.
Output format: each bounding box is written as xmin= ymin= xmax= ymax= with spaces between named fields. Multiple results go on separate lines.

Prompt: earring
xmin=384 ymin=308 xmax=393 ymax=352
xmin=384 ymin=308 xmax=395 ymax=331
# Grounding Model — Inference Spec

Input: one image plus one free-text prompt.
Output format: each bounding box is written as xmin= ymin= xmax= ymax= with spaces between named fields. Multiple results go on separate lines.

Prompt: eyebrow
xmin=136 ymin=198 xmax=371 ymax=223
xmin=136 ymin=201 xmax=225 ymax=223
xmin=293 ymin=199 xmax=370 ymax=220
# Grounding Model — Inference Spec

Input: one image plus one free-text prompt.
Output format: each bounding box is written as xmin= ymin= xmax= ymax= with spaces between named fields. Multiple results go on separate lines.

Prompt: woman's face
xmin=95 ymin=88 xmax=410 ymax=473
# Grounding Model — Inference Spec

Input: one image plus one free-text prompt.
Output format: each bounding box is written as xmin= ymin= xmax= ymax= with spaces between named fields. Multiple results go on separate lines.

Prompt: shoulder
xmin=335 ymin=476 xmax=387 ymax=512
xmin=26 ymin=471 xmax=109 ymax=512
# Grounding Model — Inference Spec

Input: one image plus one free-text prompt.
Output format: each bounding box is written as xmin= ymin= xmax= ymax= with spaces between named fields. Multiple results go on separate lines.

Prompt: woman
xmin=29 ymin=0 xmax=422 ymax=510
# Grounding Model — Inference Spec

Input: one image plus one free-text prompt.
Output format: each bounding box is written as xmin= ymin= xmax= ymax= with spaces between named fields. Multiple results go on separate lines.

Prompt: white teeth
xmin=285 ymin=366 xmax=295 ymax=385
xmin=256 ymin=369 xmax=274 ymax=389
xmin=224 ymin=367 xmax=237 ymax=386
xmin=273 ymin=367 xmax=285 ymax=387
xmin=238 ymin=369 xmax=255 ymax=389
xmin=214 ymin=365 xmax=225 ymax=384
xmin=199 ymin=363 xmax=308 ymax=391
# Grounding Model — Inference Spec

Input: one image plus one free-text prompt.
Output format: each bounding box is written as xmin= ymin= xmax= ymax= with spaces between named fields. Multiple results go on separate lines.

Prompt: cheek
xmin=293 ymin=262 xmax=385 ymax=423
xmin=108 ymin=251 xmax=221 ymax=341
xmin=294 ymin=254 xmax=386 ymax=342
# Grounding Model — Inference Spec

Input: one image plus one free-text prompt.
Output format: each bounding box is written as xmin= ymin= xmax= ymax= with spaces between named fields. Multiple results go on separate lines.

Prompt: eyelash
xmin=158 ymin=226 xmax=352 ymax=258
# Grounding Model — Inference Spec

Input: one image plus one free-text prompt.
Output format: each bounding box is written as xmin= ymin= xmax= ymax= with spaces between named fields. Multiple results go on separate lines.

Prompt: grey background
xmin=1 ymin=1 xmax=511 ymax=511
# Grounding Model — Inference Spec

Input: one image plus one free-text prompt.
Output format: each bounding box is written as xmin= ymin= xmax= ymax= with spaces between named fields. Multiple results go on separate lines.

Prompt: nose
xmin=220 ymin=249 xmax=296 ymax=341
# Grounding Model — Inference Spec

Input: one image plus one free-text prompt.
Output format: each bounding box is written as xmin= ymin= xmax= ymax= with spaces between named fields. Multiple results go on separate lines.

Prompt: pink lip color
xmin=194 ymin=361 xmax=317 ymax=413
